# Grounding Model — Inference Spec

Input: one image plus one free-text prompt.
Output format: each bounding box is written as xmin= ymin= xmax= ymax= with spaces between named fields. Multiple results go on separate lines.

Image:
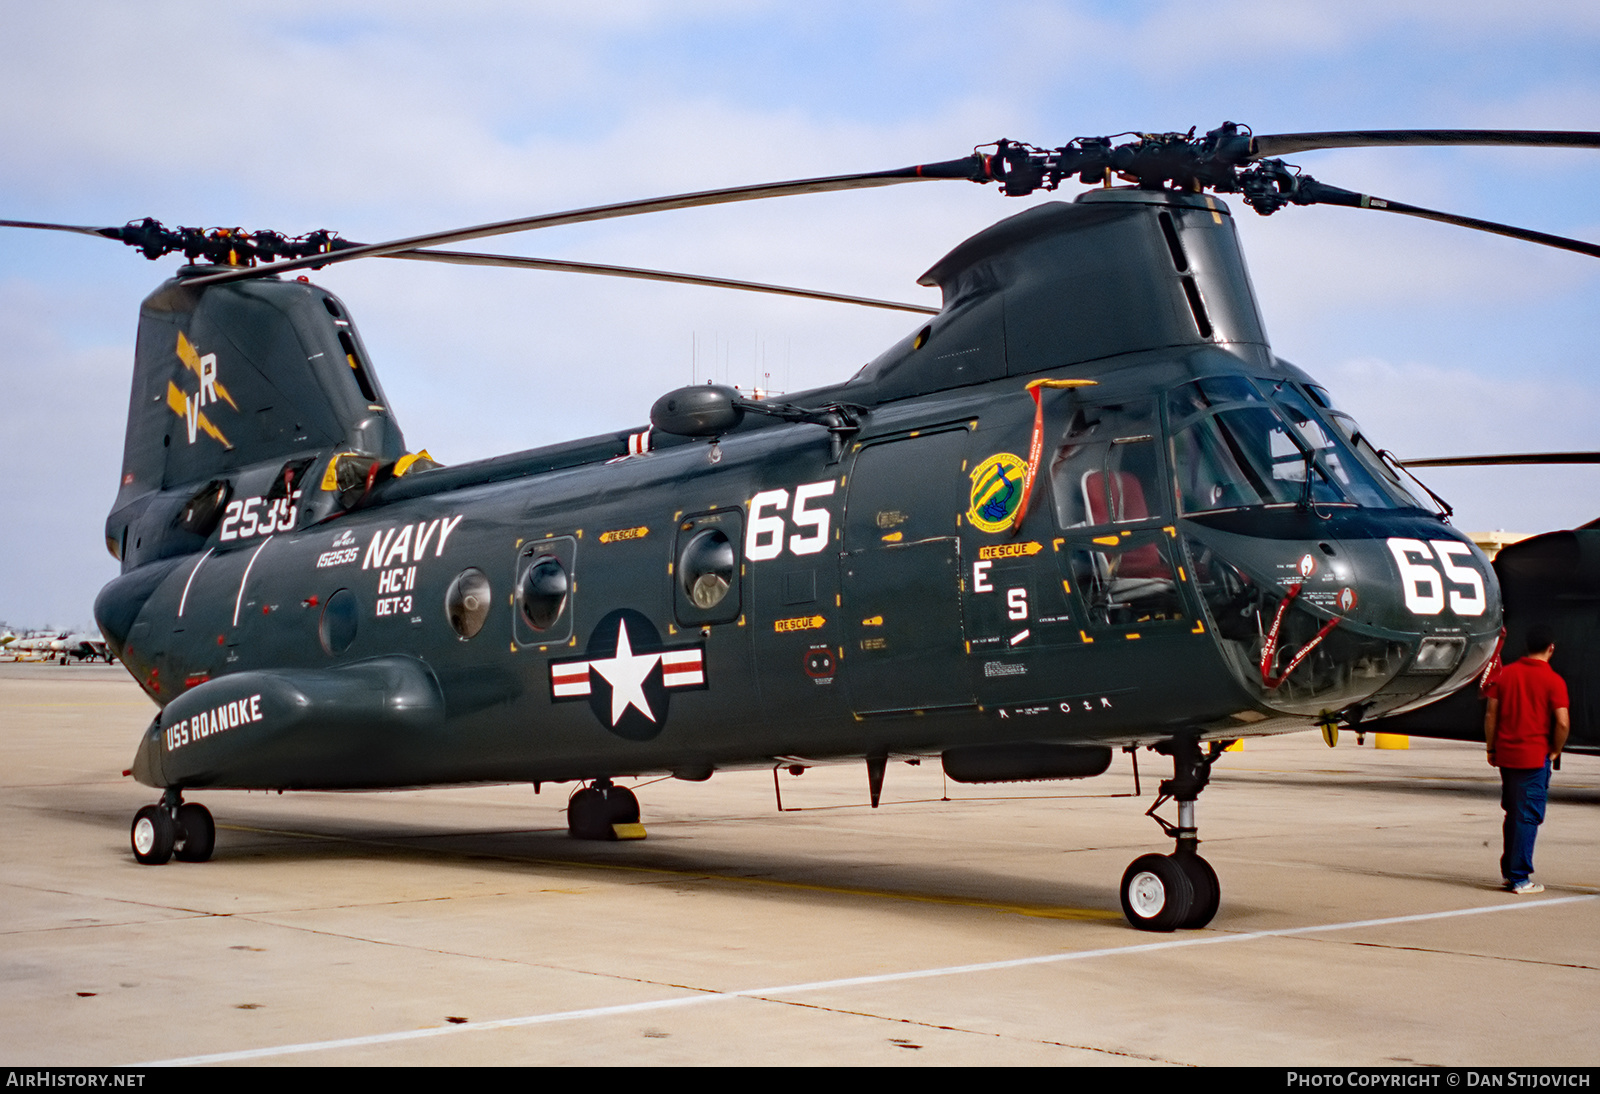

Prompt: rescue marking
xmin=978 ymin=541 xmax=1042 ymax=560
xmin=774 ymin=615 xmax=826 ymax=633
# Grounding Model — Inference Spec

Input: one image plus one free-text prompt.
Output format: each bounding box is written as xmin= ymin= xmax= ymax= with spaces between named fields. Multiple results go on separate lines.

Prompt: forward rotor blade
xmin=181 ymin=157 xmax=983 ymax=288
xmin=1370 ymin=198 xmax=1600 ymax=258
xmin=389 ymin=248 xmax=940 ymax=315
xmin=1251 ymin=129 xmax=1600 ymax=159
xmin=0 ymin=219 xmax=119 ymax=241
xmin=1293 ymin=179 xmax=1600 ymax=259
xmin=1401 ymin=452 xmax=1600 ymax=468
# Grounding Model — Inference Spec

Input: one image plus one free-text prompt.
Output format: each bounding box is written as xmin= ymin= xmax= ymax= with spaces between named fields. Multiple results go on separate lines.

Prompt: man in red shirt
xmin=1484 ymin=625 xmax=1570 ymax=894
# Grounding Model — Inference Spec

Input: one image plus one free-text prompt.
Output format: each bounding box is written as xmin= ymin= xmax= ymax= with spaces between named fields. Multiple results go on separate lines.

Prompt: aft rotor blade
xmin=1401 ymin=452 xmax=1600 ymax=468
xmin=389 ymin=248 xmax=940 ymax=315
xmin=1251 ymin=129 xmax=1600 ymax=159
xmin=181 ymin=158 xmax=984 ymax=288
xmin=0 ymin=218 xmax=119 ymax=241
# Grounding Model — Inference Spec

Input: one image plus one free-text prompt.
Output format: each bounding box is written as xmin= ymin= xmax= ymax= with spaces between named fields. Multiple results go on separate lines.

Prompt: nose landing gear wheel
xmin=1120 ymin=853 xmax=1194 ymax=932
xmin=1172 ymin=852 xmax=1219 ymax=929
xmin=174 ymin=803 xmax=215 ymax=863
xmin=131 ymin=805 xmax=175 ymax=865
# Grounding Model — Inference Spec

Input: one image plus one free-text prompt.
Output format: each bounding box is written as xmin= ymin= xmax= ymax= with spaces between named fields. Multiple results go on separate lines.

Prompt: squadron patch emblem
xmin=967 ymin=452 xmax=1027 ymax=534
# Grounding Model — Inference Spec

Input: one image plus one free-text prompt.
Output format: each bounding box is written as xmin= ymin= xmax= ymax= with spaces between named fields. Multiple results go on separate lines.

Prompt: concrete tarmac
xmin=1 ymin=662 xmax=1595 ymax=1067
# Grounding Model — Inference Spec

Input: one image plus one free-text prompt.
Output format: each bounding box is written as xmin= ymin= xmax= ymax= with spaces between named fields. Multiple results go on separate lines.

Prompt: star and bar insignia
xmin=548 ymin=609 xmax=707 ymax=740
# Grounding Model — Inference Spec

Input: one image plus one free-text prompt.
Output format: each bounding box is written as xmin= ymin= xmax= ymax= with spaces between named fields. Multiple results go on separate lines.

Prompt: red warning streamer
xmin=1477 ymin=627 xmax=1506 ymax=696
xmin=1006 ymin=377 xmax=1097 ymax=536
xmin=1259 ymin=583 xmax=1343 ymax=690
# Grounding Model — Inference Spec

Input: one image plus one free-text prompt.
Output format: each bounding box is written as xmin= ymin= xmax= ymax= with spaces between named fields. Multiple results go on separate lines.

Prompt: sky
xmin=2 ymin=1 xmax=1599 ymax=628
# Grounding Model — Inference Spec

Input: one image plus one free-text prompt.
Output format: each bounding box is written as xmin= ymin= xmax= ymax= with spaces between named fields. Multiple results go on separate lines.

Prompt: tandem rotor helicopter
xmin=6 ymin=123 xmax=1598 ymax=932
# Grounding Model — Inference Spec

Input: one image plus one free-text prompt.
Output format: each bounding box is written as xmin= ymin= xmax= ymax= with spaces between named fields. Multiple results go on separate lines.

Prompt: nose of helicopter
xmin=1182 ymin=510 xmax=1502 ymax=720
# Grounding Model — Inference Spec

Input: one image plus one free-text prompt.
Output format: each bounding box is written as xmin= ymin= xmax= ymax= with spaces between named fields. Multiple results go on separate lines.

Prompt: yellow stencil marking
xmin=978 ymin=541 xmax=1042 ymax=560
xmin=175 ymin=332 xmax=238 ymax=410
xmin=166 ymin=381 xmax=232 ymax=448
xmin=774 ymin=615 xmax=827 ymax=633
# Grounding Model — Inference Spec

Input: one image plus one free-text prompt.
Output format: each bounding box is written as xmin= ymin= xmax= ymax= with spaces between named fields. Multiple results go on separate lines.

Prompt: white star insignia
xmin=587 ymin=619 xmax=660 ymax=725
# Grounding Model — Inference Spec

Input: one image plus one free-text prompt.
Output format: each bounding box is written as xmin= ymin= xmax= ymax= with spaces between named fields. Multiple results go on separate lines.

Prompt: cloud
xmin=4 ymin=2 xmax=1600 ymax=625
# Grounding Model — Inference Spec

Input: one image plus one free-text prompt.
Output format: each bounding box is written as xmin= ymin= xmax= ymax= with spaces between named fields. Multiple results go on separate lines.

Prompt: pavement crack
xmin=740 ymin=995 xmax=1193 ymax=1064
xmin=1342 ymin=940 xmax=1598 ymax=971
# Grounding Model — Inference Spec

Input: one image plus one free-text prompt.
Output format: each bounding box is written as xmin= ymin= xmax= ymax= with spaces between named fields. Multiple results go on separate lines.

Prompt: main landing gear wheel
xmin=131 ymin=805 xmax=175 ymax=865
xmin=567 ymin=782 xmax=641 ymax=840
xmin=174 ymin=803 xmax=215 ymax=863
xmin=1120 ymin=854 xmax=1194 ymax=932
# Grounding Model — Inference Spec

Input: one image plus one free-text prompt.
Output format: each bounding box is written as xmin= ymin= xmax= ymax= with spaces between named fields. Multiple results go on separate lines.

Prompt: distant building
xmin=1469 ymin=531 xmax=1532 ymax=561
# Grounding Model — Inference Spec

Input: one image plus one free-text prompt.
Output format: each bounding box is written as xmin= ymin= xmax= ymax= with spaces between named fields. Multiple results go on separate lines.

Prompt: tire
xmin=1120 ymin=853 xmax=1194 ymax=932
xmin=131 ymin=805 xmax=175 ymax=866
xmin=1172 ymin=852 xmax=1219 ymax=929
xmin=567 ymin=787 xmax=613 ymax=840
xmin=174 ymin=803 xmax=215 ymax=863
xmin=602 ymin=785 xmax=640 ymax=826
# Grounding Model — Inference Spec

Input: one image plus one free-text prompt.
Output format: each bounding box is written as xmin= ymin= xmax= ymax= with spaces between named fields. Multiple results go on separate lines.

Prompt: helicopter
xmin=1365 ymin=507 xmax=1600 ymax=756
xmin=5 ymin=123 xmax=1596 ymax=932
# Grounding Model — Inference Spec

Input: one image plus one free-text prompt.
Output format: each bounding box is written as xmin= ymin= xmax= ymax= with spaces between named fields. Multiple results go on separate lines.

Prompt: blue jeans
xmin=1500 ymin=763 xmax=1551 ymax=885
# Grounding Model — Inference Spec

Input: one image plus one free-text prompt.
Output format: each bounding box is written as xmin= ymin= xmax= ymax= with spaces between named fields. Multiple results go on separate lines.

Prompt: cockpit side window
xmin=1049 ymin=400 xmax=1166 ymax=530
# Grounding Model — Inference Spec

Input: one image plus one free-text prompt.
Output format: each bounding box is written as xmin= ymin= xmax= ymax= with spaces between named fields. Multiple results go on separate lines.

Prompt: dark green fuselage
xmin=95 ymin=188 xmax=1503 ymax=792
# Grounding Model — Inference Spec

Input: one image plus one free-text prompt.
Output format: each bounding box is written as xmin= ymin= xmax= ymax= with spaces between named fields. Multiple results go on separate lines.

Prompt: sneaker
xmin=1509 ymin=880 xmax=1544 ymax=895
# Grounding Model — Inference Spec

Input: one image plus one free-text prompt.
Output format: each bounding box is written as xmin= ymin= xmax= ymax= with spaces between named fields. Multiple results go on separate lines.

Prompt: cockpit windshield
xmin=1165 ymin=376 xmax=1408 ymax=515
xmin=1045 ymin=375 xmax=1426 ymax=528
xmin=1257 ymin=379 xmax=1395 ymax=508
xmin=1304 ymin=384 xmax=1436 ymax=510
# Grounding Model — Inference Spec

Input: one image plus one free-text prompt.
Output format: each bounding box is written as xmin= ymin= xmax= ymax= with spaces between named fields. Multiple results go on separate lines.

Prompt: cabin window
xmin=445 ymin=568 xmax=491 ymax=639
xmin=177 ymin=479 xmax=233 ymax=536
xmin=1167 ymin=377 xmax=1339 ymax=512
xmin=519 ymin=556 xmax=569 ymax=632
xmin=673 ymin=512 xmax=744 ymax=627
xmin=680 ymin=529 xmax=735 ymax=610
xmin=512 ymin=537 xmax=577 ymax=647
xmin=319 ymin=588 xmax=359 ymax=655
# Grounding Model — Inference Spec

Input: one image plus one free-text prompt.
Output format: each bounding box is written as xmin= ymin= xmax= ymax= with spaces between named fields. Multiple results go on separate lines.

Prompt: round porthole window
xmin=319 ymin=588 xmax=359 ymax=655
xmin=519 ymin=555 xmax=568 ymax=631
xmin=445 ymin=568 xmax=491 ymax=639
xmin=679 ymin=528 xmax=735 ymax=610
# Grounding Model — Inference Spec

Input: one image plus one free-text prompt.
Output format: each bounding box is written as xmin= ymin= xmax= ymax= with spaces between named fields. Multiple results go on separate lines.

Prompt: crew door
xmin=840 ymin=430 xmax=974 ymax=714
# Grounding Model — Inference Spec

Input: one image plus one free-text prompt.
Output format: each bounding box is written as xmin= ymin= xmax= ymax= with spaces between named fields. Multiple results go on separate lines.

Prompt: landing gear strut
xmin=1119 ymin=738 xmax=1227 ymax=932
xmin=567 ymin=779 xmax=644 ymax=840
xmin=130 ymin=789 xmax=214 ymax=865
